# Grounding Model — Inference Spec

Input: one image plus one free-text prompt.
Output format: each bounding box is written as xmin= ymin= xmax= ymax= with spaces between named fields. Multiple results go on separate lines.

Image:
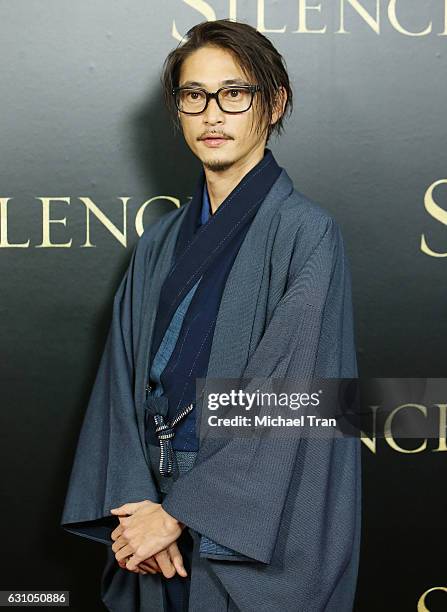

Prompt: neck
xmin=203 ymin=145 xmax=266 ymax=215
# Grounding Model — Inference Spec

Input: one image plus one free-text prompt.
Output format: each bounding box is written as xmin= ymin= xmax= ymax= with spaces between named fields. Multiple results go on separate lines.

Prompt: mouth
xmin=200 ymin=136 xmax=230 ymax=148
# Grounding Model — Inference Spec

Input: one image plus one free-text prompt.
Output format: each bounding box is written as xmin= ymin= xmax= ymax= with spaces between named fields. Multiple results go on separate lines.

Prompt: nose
xmin=202 ymin=95 xmax=224 ymax=124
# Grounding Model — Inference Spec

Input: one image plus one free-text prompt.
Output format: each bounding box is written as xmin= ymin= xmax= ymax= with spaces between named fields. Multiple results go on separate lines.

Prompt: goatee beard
xmin=203 ymin=158 xmax=234 ymax=172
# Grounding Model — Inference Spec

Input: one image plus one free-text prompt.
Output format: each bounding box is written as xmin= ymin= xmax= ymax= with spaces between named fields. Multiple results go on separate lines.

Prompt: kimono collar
xmin=201 ymin=181 xmax=211 ymax=226
xmin=150 ymin=147 xmax=282 ymax=361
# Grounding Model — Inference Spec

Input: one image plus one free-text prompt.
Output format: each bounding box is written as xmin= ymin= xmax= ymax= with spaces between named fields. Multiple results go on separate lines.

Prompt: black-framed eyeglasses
xmin=172 ymin=85 xmax=262 ymax=115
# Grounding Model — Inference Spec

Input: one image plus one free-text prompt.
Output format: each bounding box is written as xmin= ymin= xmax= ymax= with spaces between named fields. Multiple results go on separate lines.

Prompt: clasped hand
xmin=110 ymin=500 xmax=187 ymax=578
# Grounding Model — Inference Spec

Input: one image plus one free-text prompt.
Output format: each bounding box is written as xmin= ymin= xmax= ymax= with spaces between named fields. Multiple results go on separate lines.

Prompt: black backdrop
xmin=1 ymin=2 xmax=446 ymax=610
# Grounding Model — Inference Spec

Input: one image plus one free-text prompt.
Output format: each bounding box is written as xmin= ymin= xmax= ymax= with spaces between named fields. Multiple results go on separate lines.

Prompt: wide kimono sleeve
xmin=60 ymin=231 xmax=160 ymax=546
xmin=161 ymin=214 xmax=358 ymax=564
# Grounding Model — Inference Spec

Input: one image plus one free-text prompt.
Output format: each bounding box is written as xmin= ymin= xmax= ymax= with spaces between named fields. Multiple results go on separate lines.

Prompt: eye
xmin=180 ymin=89 xmax=205 ymax=101
xmin=223 ymin=87 xmax=250 ymax=101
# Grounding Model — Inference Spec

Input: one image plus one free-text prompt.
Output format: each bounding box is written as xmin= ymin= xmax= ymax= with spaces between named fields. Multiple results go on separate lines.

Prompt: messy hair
xmin=161 ymin=19 xmax=293 ymax=143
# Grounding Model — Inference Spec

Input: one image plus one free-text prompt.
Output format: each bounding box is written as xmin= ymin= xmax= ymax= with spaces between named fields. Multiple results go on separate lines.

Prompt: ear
xmin=270 ymin=86 xmax=287 ymax=126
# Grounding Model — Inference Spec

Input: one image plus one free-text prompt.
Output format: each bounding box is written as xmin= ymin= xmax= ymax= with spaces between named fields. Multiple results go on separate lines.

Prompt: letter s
xmin=172 ymin=1 xmax=217 ymax=42
xmin=417 ymin=587 xmax=447 ymax=612
xmin=421 ymin=179 xmax=447 ymax=257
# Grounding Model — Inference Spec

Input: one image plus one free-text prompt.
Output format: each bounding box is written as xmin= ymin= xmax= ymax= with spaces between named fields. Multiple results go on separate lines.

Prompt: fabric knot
xmin=144 ymin=395 xmax=169 ymax=418
xmin=145 ymin=394 xmax=195 ymax=476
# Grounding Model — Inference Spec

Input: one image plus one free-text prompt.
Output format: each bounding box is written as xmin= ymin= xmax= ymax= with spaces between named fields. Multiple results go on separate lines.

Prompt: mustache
xmin=198 ymin=132 xmax=233 ymax=140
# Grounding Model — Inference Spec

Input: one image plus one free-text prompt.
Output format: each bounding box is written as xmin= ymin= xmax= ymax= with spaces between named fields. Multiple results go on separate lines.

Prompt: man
xmin=61 ymin=19 xmax=361 ymax=612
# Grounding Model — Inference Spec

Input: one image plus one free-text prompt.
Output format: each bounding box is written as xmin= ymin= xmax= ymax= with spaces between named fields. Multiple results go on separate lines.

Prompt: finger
xmin=117 ymin=557 xmax=142 ymax=574
xmin=112 ymin=535 xmax=130 ymax=554
xmin=126 ymin=553 xmax=147 ymax=572
xmin=111 ymin=524 xmax=123 ymax=541
xmin=118 ymin=516 xmax=131 ymax=530
xmin=139 ymin=560 xmax=158 ymax=574
xmin=154 ymin=550 xmax=176 ymax=579
xmin=141 ymin=557 xmax=161 ymax=573
xmin=140 ymin=565 xmax=156 ymax=574
xmin=168 ymin=543 xmax=187 ymax=577
xmin=125 ymin=536 xmax=169 ymax=570
xmin=110 ymin=500 xmax=151 ymax=515
xmin=115 ymin=544 xmax=134 ymax=563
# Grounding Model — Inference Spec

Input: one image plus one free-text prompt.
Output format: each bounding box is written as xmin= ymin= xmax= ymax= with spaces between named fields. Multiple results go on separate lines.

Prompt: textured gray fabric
xmin=61 ymin=167 xmax=361 ymax=611
xmin=177 ymin=455 xmax=253 ymax=561
xmin=175 ymin=451 xmax=198 ymax=476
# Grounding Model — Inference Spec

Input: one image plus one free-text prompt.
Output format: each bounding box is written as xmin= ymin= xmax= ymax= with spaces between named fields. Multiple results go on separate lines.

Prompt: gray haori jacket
xmin=61 ymin=167 xmax=361 ymax=612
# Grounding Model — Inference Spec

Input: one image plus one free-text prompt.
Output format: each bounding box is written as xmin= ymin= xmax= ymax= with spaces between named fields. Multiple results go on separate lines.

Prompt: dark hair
xmin=161 ymin=19 xmax=293 ymax=143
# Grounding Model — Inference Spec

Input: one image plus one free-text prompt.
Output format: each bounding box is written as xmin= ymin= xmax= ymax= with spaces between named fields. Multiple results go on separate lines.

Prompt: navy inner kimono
xmin=144 ymin=179 xmax=213 ymax=452
xmin=144 ymin=148 xmax=281 ymax=456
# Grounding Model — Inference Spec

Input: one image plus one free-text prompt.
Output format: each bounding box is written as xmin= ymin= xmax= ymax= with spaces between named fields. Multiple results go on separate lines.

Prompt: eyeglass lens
xmin=177 ymin=87 xmax=253 ymax=113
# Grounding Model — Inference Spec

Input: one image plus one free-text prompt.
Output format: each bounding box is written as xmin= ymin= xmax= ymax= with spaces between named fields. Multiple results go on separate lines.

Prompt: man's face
xmin=177 ymin=45 xmax=269 ymax=172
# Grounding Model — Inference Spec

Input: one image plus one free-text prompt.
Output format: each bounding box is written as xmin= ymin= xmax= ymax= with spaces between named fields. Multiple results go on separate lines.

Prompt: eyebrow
xmin=179 ymin=78 xmax=251 ymax=88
